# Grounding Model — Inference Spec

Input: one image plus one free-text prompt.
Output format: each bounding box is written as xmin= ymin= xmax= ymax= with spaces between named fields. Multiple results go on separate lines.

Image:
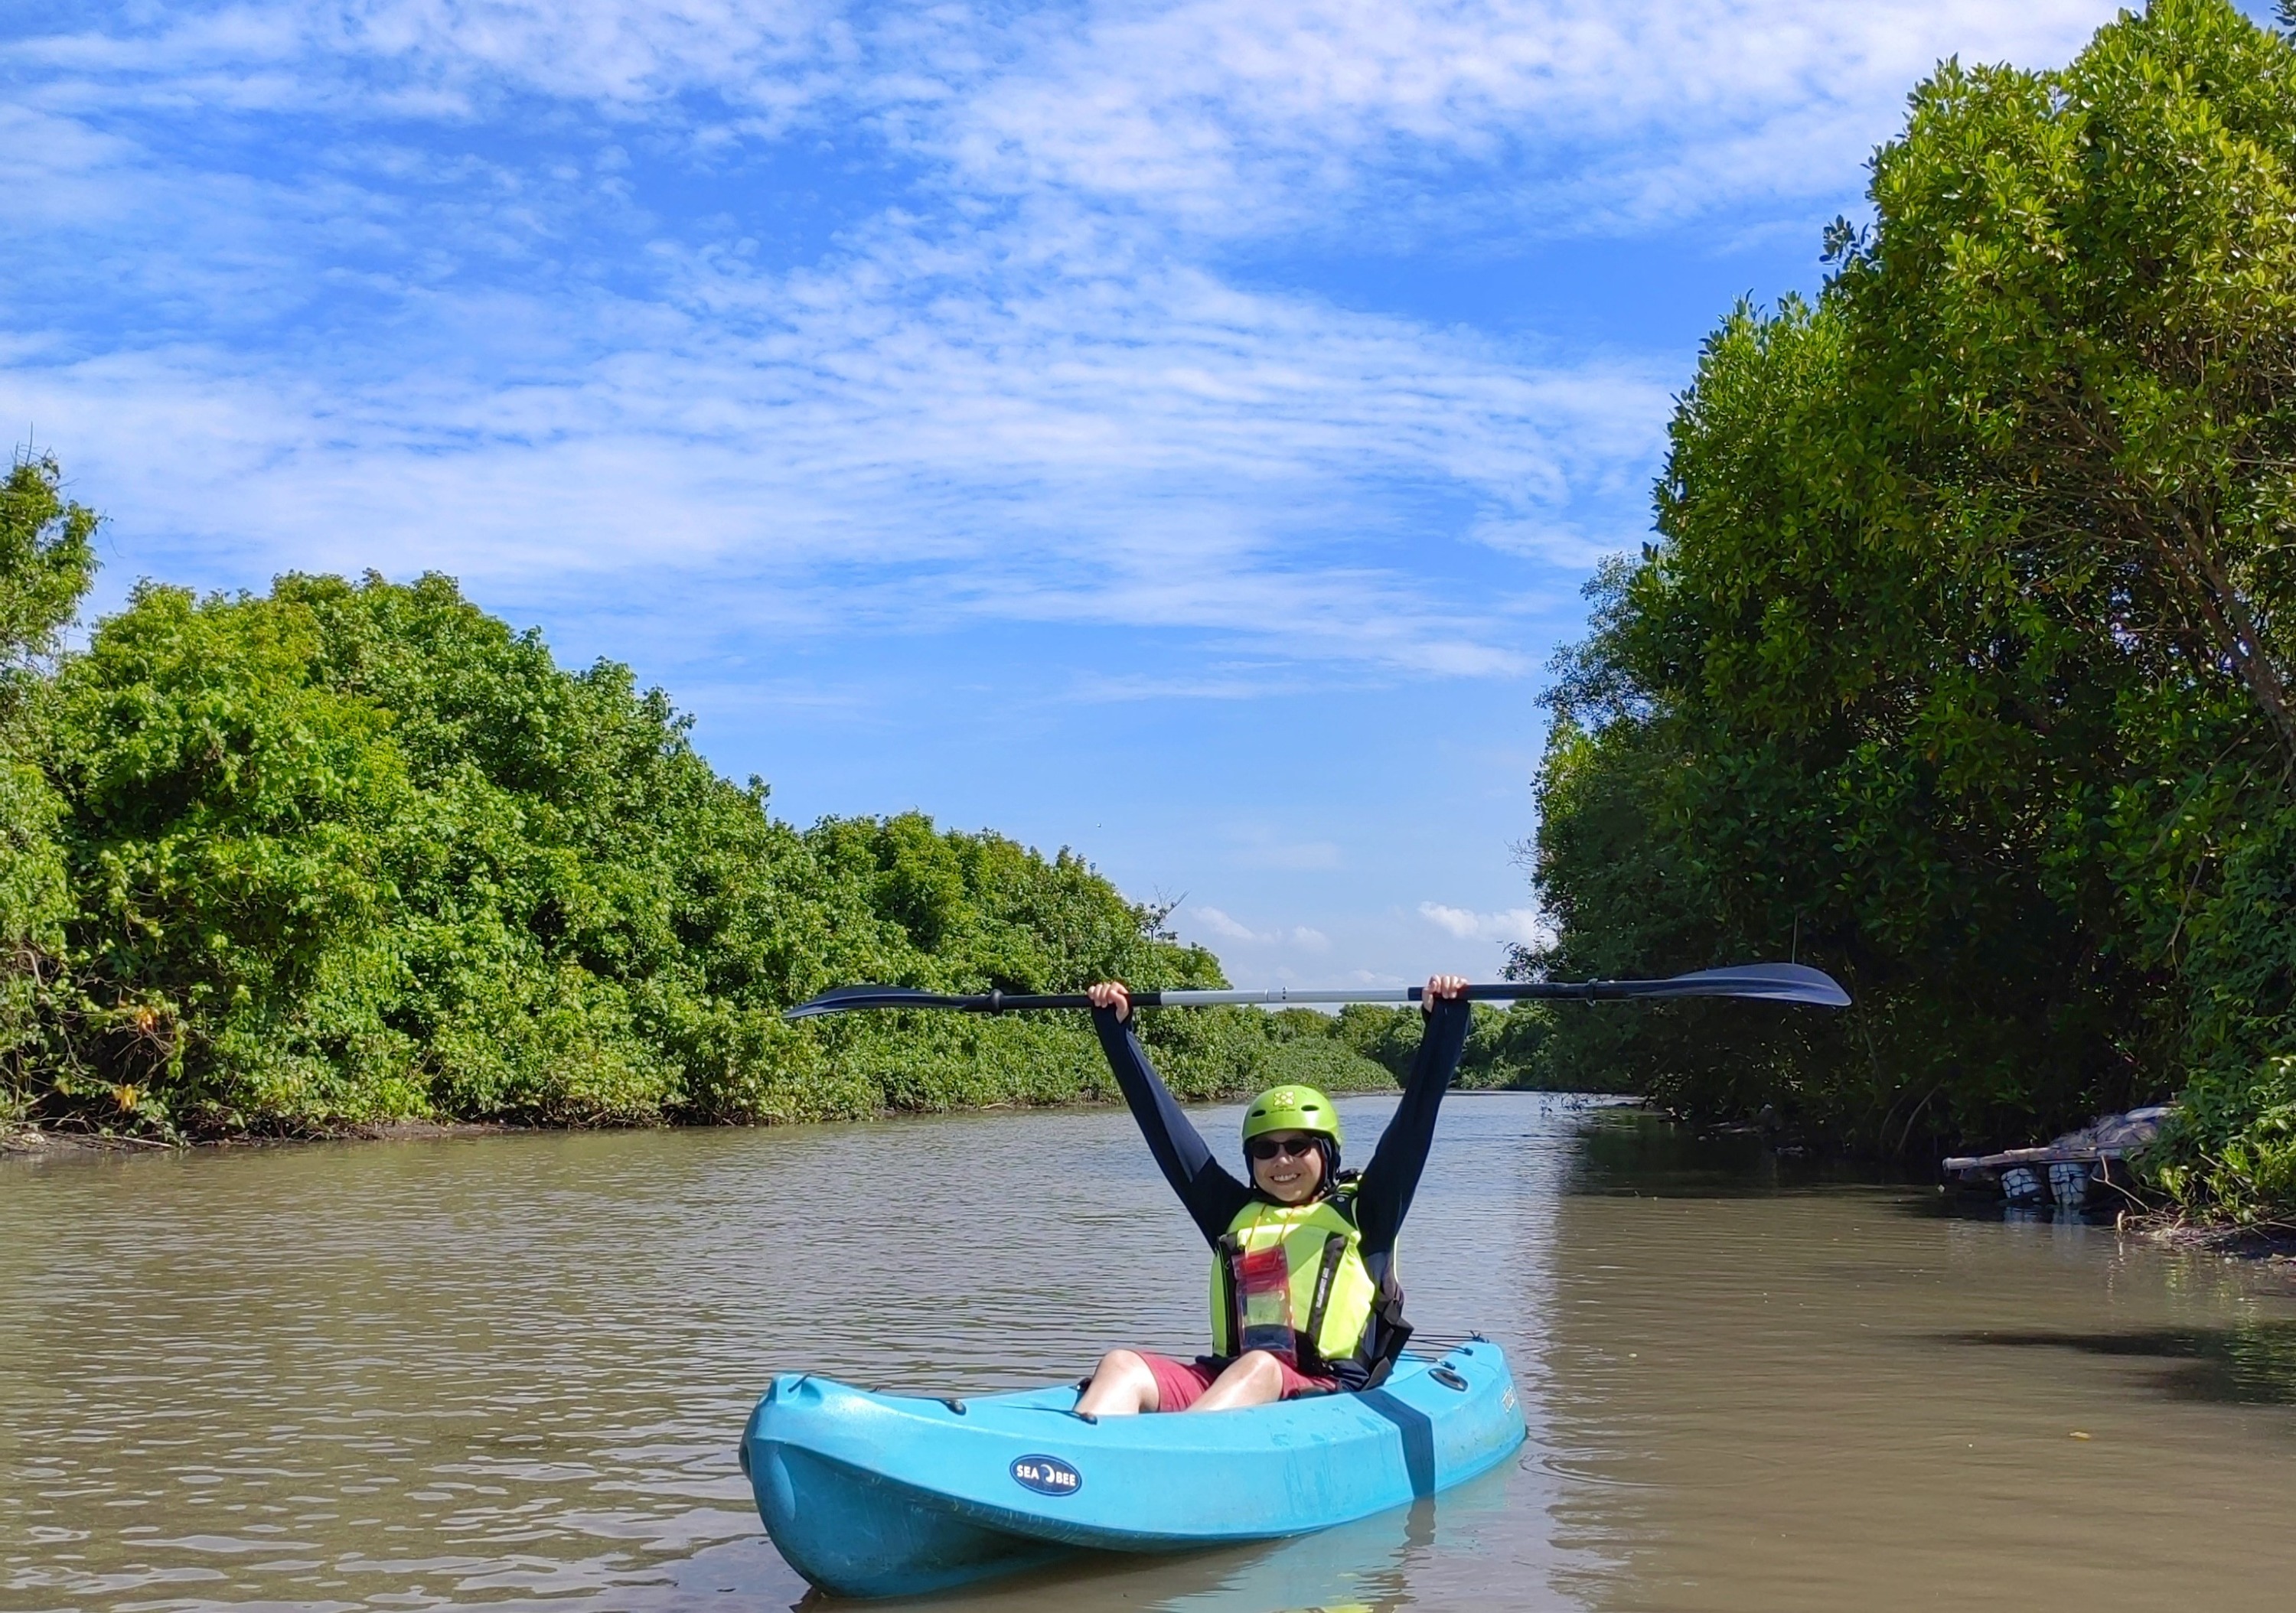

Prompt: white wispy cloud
xmin=935 ymin=1 xmax=2122 ymax=235
xmin=1419 ymin=900 xmax=1551 ymax=947
xmin=42 ymin=2 xmax=2108 ymax=227
xmin=1189 ymin=907 xmax=1333 ymax=952
xmin=19 ymin=2 xmax=849 ymax=115
xmin=4 ymin=262 xmax=1660 ymax=670
xmin=2 ymin=0 xmax=2127 ymax=677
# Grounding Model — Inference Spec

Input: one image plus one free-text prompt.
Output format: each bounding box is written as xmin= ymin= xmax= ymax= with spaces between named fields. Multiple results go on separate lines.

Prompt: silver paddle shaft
xmin=1153 ymin=988 xmax=1426 ymax=1006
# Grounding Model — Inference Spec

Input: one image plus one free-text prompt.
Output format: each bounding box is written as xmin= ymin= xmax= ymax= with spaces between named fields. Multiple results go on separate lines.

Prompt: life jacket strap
xmin=1359 ymin=1276 xmax=1414 ymax=1390
xmin=1215 ymin=1230 xmax=1245 ymax=1355
xmin=1298 ymin=1231 xmax=1349 ymax=1371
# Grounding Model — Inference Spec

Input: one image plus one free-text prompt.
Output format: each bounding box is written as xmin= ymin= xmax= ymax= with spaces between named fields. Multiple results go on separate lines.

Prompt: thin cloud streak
xmin=2 ymin=0 xmax=2126 ymax=682
xmin=1187 ymin=906 xmax=1333 ymax=953
xmin=24 ymin=3 xmax=2125 ymax=233
xmin=940 ymin=1 xmax=2121 ymax=235
xmin=1420 ymin=900 xmax=1551 ymax=947
xmin=7 ymin=238 xmax=1664 ymax=671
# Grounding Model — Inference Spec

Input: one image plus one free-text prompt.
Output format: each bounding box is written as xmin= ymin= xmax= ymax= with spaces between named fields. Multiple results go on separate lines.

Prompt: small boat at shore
xmin=740 ymin=1340 xmax=1525 ymax=1598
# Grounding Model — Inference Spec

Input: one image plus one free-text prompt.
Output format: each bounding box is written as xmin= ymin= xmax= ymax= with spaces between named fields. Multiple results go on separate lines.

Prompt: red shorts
xmin=1137 ymin=1351 xmax=1338 ymax=1412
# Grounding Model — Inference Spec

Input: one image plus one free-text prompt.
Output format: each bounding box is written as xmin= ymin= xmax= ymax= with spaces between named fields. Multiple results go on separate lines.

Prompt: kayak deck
xmin=742 ymin=1342 xmax=1525 ymax=1598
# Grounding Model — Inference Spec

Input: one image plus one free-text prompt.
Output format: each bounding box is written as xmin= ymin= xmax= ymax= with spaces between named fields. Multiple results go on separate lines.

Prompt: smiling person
xmin=1074 ymin=975 xmax=1473 ymax=1416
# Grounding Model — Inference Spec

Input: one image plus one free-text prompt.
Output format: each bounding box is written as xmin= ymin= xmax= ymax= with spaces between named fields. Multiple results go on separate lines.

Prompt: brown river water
xmin=5 ymin=1093 xmax=2294 ymax=1613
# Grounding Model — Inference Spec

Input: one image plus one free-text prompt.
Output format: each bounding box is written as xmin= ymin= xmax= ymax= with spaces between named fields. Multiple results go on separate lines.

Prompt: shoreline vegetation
xmin=8 ymin=7 xmax=2295 ymax=1237
xmin=1520 ymin=0 xmax=2296 ymax=1230
xmin=0 ymin=465 xmax=1569 ymax=1147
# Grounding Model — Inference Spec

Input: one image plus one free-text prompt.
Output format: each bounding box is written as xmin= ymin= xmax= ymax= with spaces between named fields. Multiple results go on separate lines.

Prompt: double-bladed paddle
xmin=781 ymin=963 xmax=1849 ymax=1021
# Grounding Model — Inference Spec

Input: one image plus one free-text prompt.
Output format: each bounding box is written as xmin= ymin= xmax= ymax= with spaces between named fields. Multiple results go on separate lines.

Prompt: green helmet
xmin=1241 ymin=1084 xmax=1342 ymax=1149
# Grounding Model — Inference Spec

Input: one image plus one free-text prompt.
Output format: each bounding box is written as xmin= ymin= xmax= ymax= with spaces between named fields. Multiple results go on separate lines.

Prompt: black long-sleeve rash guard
xmin=1090 ymin=998 xmax=1474 ymax=1269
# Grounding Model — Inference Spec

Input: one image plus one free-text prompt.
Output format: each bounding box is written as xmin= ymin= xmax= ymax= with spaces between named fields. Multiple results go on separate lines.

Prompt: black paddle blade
xmin=1613 ymin=963 xmax=1848 ymax=1006
xmin=782 ymin=985 xmax=980 ymax=1021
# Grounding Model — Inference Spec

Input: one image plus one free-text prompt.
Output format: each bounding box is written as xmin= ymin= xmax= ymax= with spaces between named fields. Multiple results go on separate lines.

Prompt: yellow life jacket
xmin=1208 ymin=1187 xmax=1378 ymax=1371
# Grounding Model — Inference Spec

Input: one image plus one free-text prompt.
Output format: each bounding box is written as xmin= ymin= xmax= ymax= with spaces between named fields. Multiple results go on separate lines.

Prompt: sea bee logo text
xmin=1009 ymin=1455 xmax=1082 ymax=1495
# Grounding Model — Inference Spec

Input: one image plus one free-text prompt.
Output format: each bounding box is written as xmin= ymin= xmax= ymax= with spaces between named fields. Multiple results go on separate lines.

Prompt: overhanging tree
xmin=1530 ymin=0 xmax=2296 ymax=1203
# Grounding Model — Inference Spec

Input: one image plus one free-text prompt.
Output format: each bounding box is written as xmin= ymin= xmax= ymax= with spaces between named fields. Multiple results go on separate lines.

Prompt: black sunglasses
xmin=1247 ymin=1136 xmax=1322 ymax=1162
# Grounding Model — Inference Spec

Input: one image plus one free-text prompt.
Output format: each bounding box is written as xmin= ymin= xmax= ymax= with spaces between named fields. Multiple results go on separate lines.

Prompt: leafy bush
xmin=0 ymin=457 xmax=96 ymax=1112
xmin=2152 ymin=1056 xmax=2296 ymax=1227
xmin=3 ymin=565 xmax=1296 ymax=1135
xmin=1331 ymin=1000 xmax=1583 ymax=1091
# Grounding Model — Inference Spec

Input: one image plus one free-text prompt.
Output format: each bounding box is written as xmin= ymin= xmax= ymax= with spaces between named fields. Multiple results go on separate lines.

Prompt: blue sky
xmin=5 ymin=0 xmax=2157 ymax=988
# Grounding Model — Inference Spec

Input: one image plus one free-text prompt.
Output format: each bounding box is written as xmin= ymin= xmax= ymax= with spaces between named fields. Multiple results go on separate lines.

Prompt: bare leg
xmin=1183 ymin=1350 xmax=1288 ymax=1413
xmin=1075 ymin=1349 xmax=1161 ymax=1417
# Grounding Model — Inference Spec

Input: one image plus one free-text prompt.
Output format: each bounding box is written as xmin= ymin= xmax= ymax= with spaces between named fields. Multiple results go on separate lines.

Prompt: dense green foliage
xmin=1527 ymin=0 xmax=2296 ymax=1217
xmin=0 ymin=458 xmax=96 ymax=1084
xmin=0 ymin=551 xmax=1395 ymax=1136
xmin=1332 ymin=1001 xmax=1590 ymax=1091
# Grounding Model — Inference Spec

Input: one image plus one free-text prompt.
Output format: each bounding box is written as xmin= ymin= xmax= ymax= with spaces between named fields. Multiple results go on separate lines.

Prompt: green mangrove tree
xmin=1528 ymin=0 xmax=2296 ymax=1219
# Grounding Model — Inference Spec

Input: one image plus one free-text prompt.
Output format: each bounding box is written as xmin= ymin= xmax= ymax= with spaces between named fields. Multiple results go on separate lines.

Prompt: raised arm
xmin=1350 ymin=979 xmax=1473 ymax=1256
xmin=1090 ymin=984 xmax=1252 ymax=1243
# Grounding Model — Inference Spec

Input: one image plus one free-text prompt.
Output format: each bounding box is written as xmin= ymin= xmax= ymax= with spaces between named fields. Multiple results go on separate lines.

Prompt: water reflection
xmin=1949 ymin=1321 xmax=2296 ymax=1405
xmin=818 ymin=1463 xmax=1522 ymax=1613
xmin=1564 ymin=1108 xmax=1919 ymax=1199
xmin=1566 ymin=1111 xmax=1782 ymax=1196
xmin=1541 ymin=1113 xmax=2296 ymax=1613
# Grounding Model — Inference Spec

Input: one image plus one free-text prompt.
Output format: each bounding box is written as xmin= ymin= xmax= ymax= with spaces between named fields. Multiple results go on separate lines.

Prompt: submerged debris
xmin=1943 ymin=1106 xmax=2177 ymax=1210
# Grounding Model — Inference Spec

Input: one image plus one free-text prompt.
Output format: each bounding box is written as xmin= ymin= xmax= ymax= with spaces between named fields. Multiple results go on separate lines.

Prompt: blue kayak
xmin=740 ymin=1341 xmax=1525 ymax=1598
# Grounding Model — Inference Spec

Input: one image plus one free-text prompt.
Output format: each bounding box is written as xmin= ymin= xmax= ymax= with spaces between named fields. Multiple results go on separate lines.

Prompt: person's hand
xmin=1087 ymin=981 xmax=1132 ymax=1022
xmin=1423 ymin=974 xmax=1468 ymax=1014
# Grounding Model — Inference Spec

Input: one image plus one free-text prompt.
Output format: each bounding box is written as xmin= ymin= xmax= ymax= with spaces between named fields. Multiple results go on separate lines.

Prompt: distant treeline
xmin=1523 ymin=0 xmax=2296 ymax=1222
xmin=0 ymin=471 xmax=1559 ymax=1139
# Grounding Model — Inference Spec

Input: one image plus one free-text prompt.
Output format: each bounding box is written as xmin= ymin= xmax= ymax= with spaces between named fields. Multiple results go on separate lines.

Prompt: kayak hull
xmin=742 ymin=1342 xmax=1525 ymax=1598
